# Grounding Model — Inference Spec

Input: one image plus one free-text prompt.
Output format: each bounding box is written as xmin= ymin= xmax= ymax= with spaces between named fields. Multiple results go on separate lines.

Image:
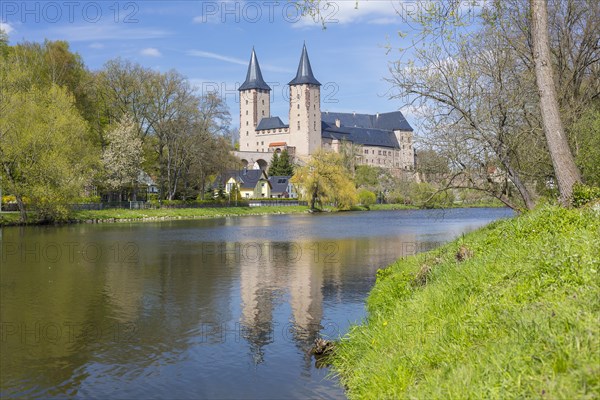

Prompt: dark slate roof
xmin=289 ymin=44 xmax=321 ymax=86
xmin=219 ymin=169 xmax=269 ymax=190
xmin=256 ymin=117 xmax=289 ymax=131
xmin=322 ymin=124 xmax=400 ymax=149
xmin=322 ymin=111 xmax=413 ymax=132
xmin=239 ymin=48 xmax=271 ymax=92
xmin=268 ymin=176 xmax=291 ymax=194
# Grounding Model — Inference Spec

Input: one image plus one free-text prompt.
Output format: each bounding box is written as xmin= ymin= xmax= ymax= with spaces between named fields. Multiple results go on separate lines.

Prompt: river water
xmin=0 ymin=208 xmax=513 ymax=399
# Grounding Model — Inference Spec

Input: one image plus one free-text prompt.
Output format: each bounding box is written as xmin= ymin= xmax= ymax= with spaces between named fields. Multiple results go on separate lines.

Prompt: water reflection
xmin=0 ymin=208 xmax=513 ymax=399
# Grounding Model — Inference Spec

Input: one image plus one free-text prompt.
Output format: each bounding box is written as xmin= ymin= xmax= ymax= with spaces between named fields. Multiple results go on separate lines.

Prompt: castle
xmin=235 ymin=44 xmax=415 ymax=173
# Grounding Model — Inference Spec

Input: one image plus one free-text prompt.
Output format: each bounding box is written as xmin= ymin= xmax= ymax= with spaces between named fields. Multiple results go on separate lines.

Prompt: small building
xmin=268 ymin=176 xmax=297 ymax=198
xmin=222 ymin=169 xmax=271 ymax=199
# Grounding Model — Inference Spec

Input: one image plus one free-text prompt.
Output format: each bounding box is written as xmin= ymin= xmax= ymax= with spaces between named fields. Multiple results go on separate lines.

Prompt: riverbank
xmin=0 ymin=201 xmax=508 ymax=227
xmin=0 ymin=206 xmax=311 ymax=226
xmin=329 ymin=205 xmax=599 ymax=399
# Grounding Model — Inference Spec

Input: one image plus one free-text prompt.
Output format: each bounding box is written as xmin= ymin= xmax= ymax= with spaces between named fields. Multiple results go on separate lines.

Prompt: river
xmin=0 ymin=208 xmax=513 ymax=399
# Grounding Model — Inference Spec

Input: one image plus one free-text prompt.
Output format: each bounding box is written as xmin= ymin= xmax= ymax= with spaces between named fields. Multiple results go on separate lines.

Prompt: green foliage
xmin=330 ymin=206 xmax=600 ymax=399
xmin=268 ymin=149 xmax=294 ymax=176
xmin=268 ymin=152 xmax=280 ymax=176
xmin=291 ymin=150 xmax=357 ymax=210
xmin=354 ymin=165 xmax=380 ymax=189
xmin=0 ymin=82 xmax=97 ymax=222
xmin=570 ymin=106 xmax=600 ymax=186
xmin=571 ymin=183 xmax=600 ymax=208
xmin=357 ymin=189 xmax=376 ymax=208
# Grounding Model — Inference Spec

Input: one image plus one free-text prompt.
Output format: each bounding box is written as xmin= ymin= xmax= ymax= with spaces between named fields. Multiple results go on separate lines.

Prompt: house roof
xmin=322 ymin=111 xmax=413 ymax=132
xmin=239 ymin=48 xmax=271 ymax=92
xmin=322 ymin=125 xmax=401 ymax=149
xmin=289 ymin=44 xmax=321 ymax=86
xmin=256 ymin=116 xmax=288 ymax=131
xmin=220 ymin=169 xmax=269 ymax=190
xmin=268 ymin=176 xmax=291 ymax=194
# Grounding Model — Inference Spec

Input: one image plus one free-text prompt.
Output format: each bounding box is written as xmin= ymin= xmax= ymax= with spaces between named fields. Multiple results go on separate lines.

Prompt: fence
xmin=67 ymin=200 xmax=307 ymax=210
xmin=248 ymin=200 xmax=308 ymax=207
xmin=70 ymin=201 xmax=149 ymax=210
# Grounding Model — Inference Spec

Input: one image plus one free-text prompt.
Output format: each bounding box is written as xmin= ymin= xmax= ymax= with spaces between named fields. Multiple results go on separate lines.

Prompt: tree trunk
xmin=530 ymin=0 xmax=581 ymax=205
xmin=15 ymin=194 xmax=27 ymax=223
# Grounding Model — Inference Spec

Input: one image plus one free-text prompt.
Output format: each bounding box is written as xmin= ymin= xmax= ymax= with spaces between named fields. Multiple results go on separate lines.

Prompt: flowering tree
xmin=102 ymin=113 xmax=144 ymax=200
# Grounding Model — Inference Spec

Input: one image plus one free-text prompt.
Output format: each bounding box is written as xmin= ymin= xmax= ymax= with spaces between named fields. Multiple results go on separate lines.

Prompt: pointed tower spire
xmin=239 ymin=48 xmax=271 ymax=91
xmin=289 ymin=43 xmax=321 ymax=86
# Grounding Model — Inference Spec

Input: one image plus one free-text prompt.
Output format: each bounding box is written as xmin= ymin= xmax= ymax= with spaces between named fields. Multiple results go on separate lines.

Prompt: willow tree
xmin=291 ymin=151 xmax=357 ymax=210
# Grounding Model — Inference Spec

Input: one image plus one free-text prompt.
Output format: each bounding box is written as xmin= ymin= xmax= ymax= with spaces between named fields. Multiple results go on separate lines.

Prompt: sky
xmin=0 ymin=0 xmax=481 ymax=133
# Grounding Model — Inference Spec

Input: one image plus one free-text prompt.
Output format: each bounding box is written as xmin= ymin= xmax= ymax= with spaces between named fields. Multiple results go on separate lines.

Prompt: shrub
xmin=571 ymin=183 xmax=600 ymax=208
xmin=358 ymin=189 xmax=377 ymax=208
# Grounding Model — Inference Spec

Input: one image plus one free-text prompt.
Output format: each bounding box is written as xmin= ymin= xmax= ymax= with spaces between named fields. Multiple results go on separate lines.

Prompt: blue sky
xmin=1 ymin=1 xmax=480 ymax=133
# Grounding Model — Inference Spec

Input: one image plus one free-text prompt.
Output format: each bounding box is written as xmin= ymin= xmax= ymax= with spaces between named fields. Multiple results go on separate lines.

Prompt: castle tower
xmin=288 ymin=44 xmax=321 ymax=157
xmin=239 ymin=48 xmax=271 ymax=151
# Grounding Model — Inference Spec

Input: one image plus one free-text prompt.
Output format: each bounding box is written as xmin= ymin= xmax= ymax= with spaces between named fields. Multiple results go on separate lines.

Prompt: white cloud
xmin=292 ymin=0 xmax=402 ymax=28
xmin=188 ymin=50 xmax=247 ymax=66
xmin=368 ymin=16 xmax=400 ymax=25
xmin=293 ymin=0 xmax=483 ymax=28
xmin=89 ymin=42 xmax=105 ymax=49
xmin=187 ymin=50 xmax=293 ymax=73
xmin=0 ymin=22 xmax=14 ymax=34
xmin=141 ymin=47 xmax=162 ymax=57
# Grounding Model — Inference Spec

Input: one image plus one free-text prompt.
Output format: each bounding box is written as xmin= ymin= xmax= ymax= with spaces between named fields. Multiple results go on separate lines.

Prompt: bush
xmin=358 ymin=189 xmax=377 ymax=208
xmin=571 ymin=183 xmax=600 ymax=208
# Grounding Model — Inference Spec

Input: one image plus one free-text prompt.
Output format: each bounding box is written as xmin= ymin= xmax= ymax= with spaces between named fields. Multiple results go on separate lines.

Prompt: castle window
xmin=314 ymin=121 xmax=316 ymax=129
xmin=297 ymin=94 xmax=300 ymax=100
xmin=262 ymin=100 xmax=265 ymax=105
xmin=246 ymin=100 xmax=248 ymax=105
xmin=246 ymin=110 xmax=248 ymax=115
xmin=297 ymin=121 xmax=300 ymax=130
xmin=298 ymin=104 xmax=300 ymax=110
xmin=378 ymin=150 xmax=381 ymax=155
xmin=246 ymin=131 xmax=248 ymax=136
xmin=262 ymin=111 xmax=265 ymax=116
xmin=364 ymin=149 xmax=368 ymax=154
xmin=372 ymin=150 xmax=375 ymax=154
xmin=246 ymin=121 xmax=249 ymax=126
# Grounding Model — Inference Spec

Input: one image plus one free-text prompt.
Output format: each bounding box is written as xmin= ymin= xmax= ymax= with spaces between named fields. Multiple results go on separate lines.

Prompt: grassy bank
xmin=330 ymin=205 xmax=599 ymax=399
xmin=0 ymin=206 xmax=310 ymax=226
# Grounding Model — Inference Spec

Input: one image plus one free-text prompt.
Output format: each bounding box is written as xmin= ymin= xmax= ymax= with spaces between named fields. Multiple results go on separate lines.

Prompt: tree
xmin=358 ymin=189 xmax=376 ymax=209
xmin=268 ymin=149 xmax=294 ymax=176
xmin=278 ymin=149 xmax=294 ymax=176
xmin=390 ymin=22 xmax=544 ymax=210
xmin=1 ymin=41 xmax=97 ymax=221
xmin=291 ymin=151 xmax=357 ymax=210
xmin=268 ymin=152 xmax=281 ymax=176
xmin=102 ymin=114 xmax=144 ymax=200
xmin=297 ymin=0 xmax=597 ymax=207
xmin=0 ymin=83 xmax=96 ymax=221
xmin=530 ymin=0 xmax=582 ymax=204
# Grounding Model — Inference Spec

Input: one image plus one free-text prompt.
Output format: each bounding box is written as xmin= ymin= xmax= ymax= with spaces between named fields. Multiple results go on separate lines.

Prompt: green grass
xmin=0 ymin=206 xmax=310 ymax=226
xmin=0 ymin=212 xmax=24 ymax=226
xmin=330 ymin=205 xmax=600 ymax=399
